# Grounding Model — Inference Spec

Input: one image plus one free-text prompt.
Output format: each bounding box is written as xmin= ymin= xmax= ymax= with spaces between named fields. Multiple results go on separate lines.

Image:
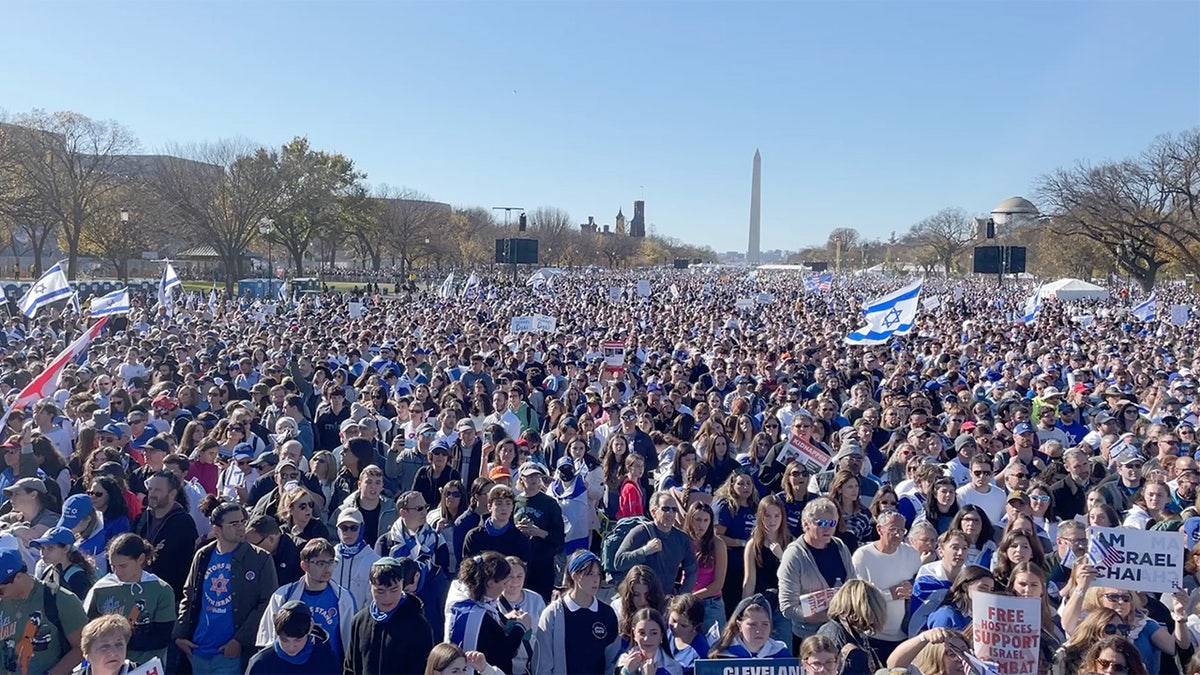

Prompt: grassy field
xmin=180 ymin=280 xmax=374 ymax=293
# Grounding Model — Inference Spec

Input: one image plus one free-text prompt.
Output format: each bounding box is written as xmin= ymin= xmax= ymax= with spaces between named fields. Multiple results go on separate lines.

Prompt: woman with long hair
xmin=1079 ymin=636 xmax=1150 ymax=675
xmin=730 ymin=415 xmax=756 ymax=458
xmin=616 ymin=608 xmax=683 ymax=675
xmin=1006 ymin=562 xmax=1064 ymax=671
xmin=660 ymin=442 xmax=698 ymax=492
xmin=826 ymin=469 xmax=870 ymax=549
xmin=776 ymin=461 xmax=813 ymax=537
xmin=924 ymin=565 xmax=994 ymax=630
xmin=1052 ymin=608 xmax=1124 ymax=675
xmin=83 ymin=475 xmax=132 ymax=564
xmin=310 ymin=450 xmax=340 ymax=508
xmin=887 ymin=627 xmax=972 ymax=675
xmin=709 ymin=594 xmax=791 ymax=658
xmin=740 ymin=432 xmax=775 ymax=479
xmin=611 ymin=564 xmax=668 ymax=666
xmin=177 ymin=420 xmax=209 ymax=460
xmin=915 ymin=476 xmax=960 ymax=535
xmin=666 ymin=594 xmax=708 ymax=674
xmin=430 ymin=480 xmax=466 ymax=572
xmin=31 ymin=524 xmax=96 ymax=599
xmin=616 ymin=453 xmax=647 ymax=519
xmin=701 ymin=434 xmax=738 ymax=492
xmin=990 ymin=529 xmax=1045 ymax=590
xmin=185 ymin=437 xmax=221 ymax=495
xmin=949 ymin=505 xmax=996 ymax=568
xmin=447 ymin=552 xmax=529 ymax=675
xmin=31 ymin=435 xmax=69 ymax=503
xmin=499 ymin=557 xmax=545 ymax=675
xmin=742 ymin=494 xmax=793 ymax=643
xmin=682 ymin=502 xmax=727 ymax=633
xmin=1122 ymin=478 xmax=1173 ymax=530
xmin=0 ymin=475 xmax=59 ymax=539
xmin=277 ymin=485 xmax=332 ymax=543
xmin=816 ymin=580 xmax=887 ymax=672
xmin=1061 ymin=574 xmax=1190 ymax=674
xmin=713 ymin=470 xmax=758 ymax=620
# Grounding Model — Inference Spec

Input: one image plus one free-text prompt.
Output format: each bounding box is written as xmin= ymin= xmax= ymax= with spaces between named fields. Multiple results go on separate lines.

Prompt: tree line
xmin=0 ymin=109 xmax=716 ymax=290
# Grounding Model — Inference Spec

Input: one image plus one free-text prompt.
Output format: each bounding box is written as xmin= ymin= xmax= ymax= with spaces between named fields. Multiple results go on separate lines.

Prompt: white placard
xmin=348 ymin=302 xmax=363 ymax=319
xmin=1087 ymin=526 xmax=1185 ymax=593
xmin=510 ymin=316 xmax=534 ymax=333
xmin=636 ymin=279 xmax=651 ymax=297
xmin=972 ymin=592 xmax=1039 ymax=675
xmin=533 ymin=314 xmax=557 ymax=332
xmin=1172 ymin=305 xmax=1190 ymax=326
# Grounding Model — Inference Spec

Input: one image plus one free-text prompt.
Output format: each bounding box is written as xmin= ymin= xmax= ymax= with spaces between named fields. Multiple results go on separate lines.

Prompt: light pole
xmin=258 ymin=218 xmax=274 ymax=281
xmin=990 ymin=197 xmax=1040 ymax=287
xmin=119 ymin=210 xmax=130 ymax=280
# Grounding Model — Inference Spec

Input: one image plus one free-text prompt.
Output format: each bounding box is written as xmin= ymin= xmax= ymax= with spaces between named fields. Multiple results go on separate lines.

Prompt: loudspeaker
xmin=806 ymin=261 xmax=830 ymax=272
xmin=509 ymin=238 xmax=539 ymax=265
xmin=973 ymin=246 xmax=1001 ymax=274
xmin=1007 ymin=246 xmax=1027 ymax=273
xmin=494 ymin=239 xmax=509 ymax=264
xmin=673 ymin=258 xmax=690 ymax=269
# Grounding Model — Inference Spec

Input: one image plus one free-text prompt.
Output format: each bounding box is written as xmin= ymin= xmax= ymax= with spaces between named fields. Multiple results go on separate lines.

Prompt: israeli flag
xmin=278 ymin=278 xmax=288 ymax=303
xmin=437 ymin=273 xmax=455 ymax=299
xmin=208 ymin=284 xmax=218 ymax=314
xmin=1132 ymin=293 xmax=1157 ymax=322
xmin=18 ymin=263 xmax=72 ymax=318
xmin=461 ymin=272 xmax=480 ymax=299
xmin=844 ymin=279 xmax=923 ymax=345
xmin=157 ymin=262 xmax=181 ymax=315
xmin=1021 ymin=285 xmax=1043 ymax=324
xmin=89 ymin=288 xmax=130 ymax=317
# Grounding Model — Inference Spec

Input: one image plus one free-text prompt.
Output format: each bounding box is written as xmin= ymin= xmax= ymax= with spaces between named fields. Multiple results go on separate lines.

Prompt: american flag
xmin=1088 ymin=536 xmax=1124 ymax=568
xmin=805 ymin=273 xmax=833 ymax=294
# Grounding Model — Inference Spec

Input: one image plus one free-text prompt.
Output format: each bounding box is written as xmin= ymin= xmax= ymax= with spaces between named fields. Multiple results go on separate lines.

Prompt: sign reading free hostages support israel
xmin=1087 ymin=526 xmax=1185 ymax=593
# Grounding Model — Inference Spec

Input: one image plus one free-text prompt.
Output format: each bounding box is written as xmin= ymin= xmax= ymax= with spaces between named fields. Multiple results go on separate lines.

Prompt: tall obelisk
xmin=747 ymin=149 xmax=761 ymax=264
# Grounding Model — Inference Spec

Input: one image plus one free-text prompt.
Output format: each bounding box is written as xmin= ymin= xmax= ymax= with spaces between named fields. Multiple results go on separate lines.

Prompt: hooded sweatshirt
xmin=82 ymin=570 xmax=176 ymax=665
xmin=344 ymin=593 xmax=434 ymax=675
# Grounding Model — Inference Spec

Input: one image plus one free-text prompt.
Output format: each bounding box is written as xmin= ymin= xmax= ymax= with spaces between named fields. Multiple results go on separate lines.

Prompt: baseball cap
xmin=519 ymin=461 xmax=549 ymax=478
xmin=251 ymin=451 xmax=279 ymax=468
xmin=1012 ymin=423 xmax=1034 ymax=435
xmin=58 ymin=493 xmax=95 ymax=530
xmin=2 ymin=477 xmax=46 ymax=496
xmin=233 ymin=443 xmax=255 ymax=461
xmin=30 ymin=526 xmax=75 ymax=549
xmin=100 ymin=423 xmax=123 ymax=438
xmin=337 ymin=508 xmax=364 ymax=526
xmin=146 ymin=437 xmax=170 ymax=454
xmin=152 ymin=394 xmax=178 ymax=411
xmin=833 ymin=440 xmax=864 ymax=461
xmin=456 ymin=418 xmax=476 ymax=431
xmin=1117 ymin=452 xmax=1145 ymax=467
xmin=556 ymin=456 xmax=574 ymax=469
xmin=953 ymin=435 xmax=977 ymax=452
xmin=1093 ymin=412 xmax=1115 ymax=425
xmin=277 ymin=458 xmax=299 ymax=472
xmin=488 ymin=466 xmax=512 ymax=481
xmin=339 ymin=419 xmax=362 ymax=433
xmin=430 ymin=440 xmax=451 ymax=455
xmin=1006 ymin=490 xmax=1030 ymax=504
xmin=0 ymin=548 xmax=23 ymax=583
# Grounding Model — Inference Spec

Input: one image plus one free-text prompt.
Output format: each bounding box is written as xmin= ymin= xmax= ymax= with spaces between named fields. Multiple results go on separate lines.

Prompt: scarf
xmin=387 ymin=520 xmax=438 ymax=562
xmin=721 ymin=636 xmax=792 ymax=659
xmin=273 ymin=635 xmax=314 ymax=664
xmin=484 ymin=517 xmax=512 ymax=536
xmin=369 ymin=594 xmax=406 ymax=622
xmin=336 ymin=528 xmax=367 ymax=559
xmin=550 ymin=474 xmax=587 ymax=501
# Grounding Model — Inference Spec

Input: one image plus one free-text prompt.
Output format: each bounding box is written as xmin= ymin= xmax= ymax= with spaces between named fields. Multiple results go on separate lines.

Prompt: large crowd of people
xmin=0 ymin=266 xmax=1197 ymax=675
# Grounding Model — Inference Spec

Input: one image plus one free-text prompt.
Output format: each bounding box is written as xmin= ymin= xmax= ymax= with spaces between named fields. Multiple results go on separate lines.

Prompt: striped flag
xmin=1131 ymin=294 xmax=1157 ymax=322
xmin=88 ymin=288 xmax=130 ymax=318
xmin=1088 ymin=535 xmax=1124 ymax=568
xmin=17 ymin=264 xmax=72 ymax=318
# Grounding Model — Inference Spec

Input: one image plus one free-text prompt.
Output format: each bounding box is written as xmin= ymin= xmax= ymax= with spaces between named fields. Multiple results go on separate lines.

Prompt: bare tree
xmin=908 ymin=207 xmax=975 ymax=276
xmin=147 ymin=140 xmax=281 ymax=292
xmin=527 ymin=206 xmax=573 ymax=265
xmin=2 ymin=110 xmax=139 ymax=278
xmin=368 ymin=186 xmax=447 ymax=275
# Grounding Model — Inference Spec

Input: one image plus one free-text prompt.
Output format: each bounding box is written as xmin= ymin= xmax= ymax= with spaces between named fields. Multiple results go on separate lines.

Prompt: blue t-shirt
xmin=193 ymin=550 xmax=235 ymax=655
xmin=301 ymin=585 xmax=343 ymax=659
xmin=714 ymin=498 xmax=756 ymax=543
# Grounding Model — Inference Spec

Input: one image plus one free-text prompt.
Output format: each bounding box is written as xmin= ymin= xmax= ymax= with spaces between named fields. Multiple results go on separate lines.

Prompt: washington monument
xmin=747 ymin=149 xmax=761 ymax=264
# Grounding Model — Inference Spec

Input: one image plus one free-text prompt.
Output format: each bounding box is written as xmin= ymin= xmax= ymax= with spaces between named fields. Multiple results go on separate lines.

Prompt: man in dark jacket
xmin=133 ymin=470 xmax=199 ymax=599
xmin=246 ymin=513 xmax=303 ymax=586
xmin=174 ymin=501 xmax=277 ymax=673
xmin=343 ymin=557 xmax=433 ymax=675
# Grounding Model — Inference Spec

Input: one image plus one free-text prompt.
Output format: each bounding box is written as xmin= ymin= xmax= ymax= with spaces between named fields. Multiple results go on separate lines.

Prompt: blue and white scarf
xmin=387 ymin=520 xmax=439 ymax=562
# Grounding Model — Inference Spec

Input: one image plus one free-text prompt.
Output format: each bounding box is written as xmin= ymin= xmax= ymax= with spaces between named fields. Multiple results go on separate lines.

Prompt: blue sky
xmin=3 ymin=1 xmax=1197 ymax=252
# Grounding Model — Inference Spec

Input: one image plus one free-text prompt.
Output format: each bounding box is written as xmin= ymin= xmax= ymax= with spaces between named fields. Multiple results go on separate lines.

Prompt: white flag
xmin=845 ymin=280 xmax=923 ymax=345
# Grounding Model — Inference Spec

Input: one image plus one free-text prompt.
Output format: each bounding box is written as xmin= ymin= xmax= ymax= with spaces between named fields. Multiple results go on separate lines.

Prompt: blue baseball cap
xmin=233 ymin=442 xmax=255 ymax=461
xmin=30 ymin=526 xmax=75 ymax=549
xmin=0 ymin=548 xmax=23 ymax=582
xmin=1013 ymin=423 xmax=1034 ymax=435
xmin=58 ymin=493 xmax=95 ymax=529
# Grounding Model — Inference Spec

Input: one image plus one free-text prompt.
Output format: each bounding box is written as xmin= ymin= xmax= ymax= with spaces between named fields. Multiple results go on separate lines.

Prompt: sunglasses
xmin=1103 ymin=623 xmax=1132 ymax=636
xmin=295 ymin=502 xmax=314 ymax=510
xmin=658 ymin=506 xmax=679 ymax=513
xmin=1093 ymin=658 xmax=1128 ymax=674
xmin=972 ymin=470 xmax=993 ymax=477
xmin=1011 ymin=473 xmax=1029 ymax=479
xmin=338 ymin=523 xmax=360 ymax=532
xmin=87 ymin=490 xmax=105 ymax=498
xmin=810 ymin=519 xmax=837 ymax=528
xmin=445 ymin=491 xmax=463 ymax=498
xmin=1103 ymin=593 xmax=1133 ymax=603
xmin=403 ymin=504 xmax=429 ymax=512
xmin=1030 ymin=494 xmax=1050 ymax=503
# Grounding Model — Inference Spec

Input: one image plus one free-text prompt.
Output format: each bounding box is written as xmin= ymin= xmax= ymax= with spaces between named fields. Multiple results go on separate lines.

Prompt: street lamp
xmin=258 ymin=218 xmax=274 ymax=280
xmin=989 ymin=197 xmax=1040 ymax=286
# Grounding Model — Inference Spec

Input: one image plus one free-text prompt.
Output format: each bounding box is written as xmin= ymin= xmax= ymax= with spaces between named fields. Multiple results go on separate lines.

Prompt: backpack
xmin=601 ymin=516 xmax=652 ymax=585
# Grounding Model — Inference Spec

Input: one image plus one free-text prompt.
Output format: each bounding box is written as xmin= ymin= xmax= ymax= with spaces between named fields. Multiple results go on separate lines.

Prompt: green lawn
xmin=181 ymin=280 xmax=370 ymax=293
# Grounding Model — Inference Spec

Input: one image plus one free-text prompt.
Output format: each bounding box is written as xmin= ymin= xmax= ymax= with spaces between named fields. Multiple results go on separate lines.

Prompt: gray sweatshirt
xmin=613 ymin=522 xmax=698 ymax=593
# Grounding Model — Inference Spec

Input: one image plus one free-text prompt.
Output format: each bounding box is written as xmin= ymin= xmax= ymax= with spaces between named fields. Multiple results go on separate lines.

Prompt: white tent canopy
xmin=1038 ymin=278 xmax=1110 ymax=301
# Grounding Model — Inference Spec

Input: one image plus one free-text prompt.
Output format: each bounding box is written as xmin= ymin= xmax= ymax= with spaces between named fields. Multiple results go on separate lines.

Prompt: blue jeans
xmin=702 ymin=596 xmax=726 ymax=635
xmin=772 ymin=608 xmax=793 ymax=645
xmin=190 ymin=652 xmax=241 ymax=675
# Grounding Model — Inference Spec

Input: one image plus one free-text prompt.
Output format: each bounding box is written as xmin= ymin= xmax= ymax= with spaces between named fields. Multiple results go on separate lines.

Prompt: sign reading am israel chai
xmin=1087 ymin=526 xmax=1184 ymax=593
xmin=694 ymin=658 xmax=801 ymax=675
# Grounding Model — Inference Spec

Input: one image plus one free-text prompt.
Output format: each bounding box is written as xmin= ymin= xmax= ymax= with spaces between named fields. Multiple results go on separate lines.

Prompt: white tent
xmin=1038 ymin=278 xmax=1110 ymax=301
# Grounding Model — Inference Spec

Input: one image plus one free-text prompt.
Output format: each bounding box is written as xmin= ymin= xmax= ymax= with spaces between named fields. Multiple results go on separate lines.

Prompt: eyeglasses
xmin=802 ymin=657 xmax=839 ymax=672
xmin=972 ymin=470 xmax=993 ymax=477
xmin=1103 ymin=593 xmax=1133 ymax=603
xmin=1103 ymin=623 xmax=1132 ymax=636
xmin=278 ymin=472 xmax=300 ymax=481
xmin=810 ymin=519 xmax=837 ymax=528
xmin=1011 ymin=473 xmax=1029 ymax=479
xmin=420 ymin=430 xmax=436 ymax=437
xmin=445 ymin=491 xmax=463 ymax=498
xmin=294 ymin=502 xmax=314 ymax=511
xmin=658 ymin=506 xmax=679 ymax=513
xmin=339 ymin=523 xmax=360 ymax=532
xmin=305 ymin=559 xmax=334 ymax=569
xmin=403 ymin=504 xmax=429 ymax=512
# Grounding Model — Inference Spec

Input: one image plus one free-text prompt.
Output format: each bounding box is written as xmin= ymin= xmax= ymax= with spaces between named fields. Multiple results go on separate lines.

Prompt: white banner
xmin=636 ymin=279 xmax=651 ymax=297
xmin=533 ymin=314 xmax=557 ymax=332
xmin=755 ymin=292 xmax=775 ymax=305
xmin=609 ymin=286 xmax=622 ymax=301
xmin=510 ymin=316 xmax=534 ymax=333
xmin=1087 ymin=526 xmax=1185 ymax=593
xmin=734 ymin=298 xmax=754 ymax=310
xmin=348 ymin=301 xmax=363 ymax=319
xmin=972 ymin=592 xmax=1039 ymax=675
xmin=128 ymin=658 xmax=166 ymax=675
xmin=1172 ymin=305 xmax=1190 ymax=326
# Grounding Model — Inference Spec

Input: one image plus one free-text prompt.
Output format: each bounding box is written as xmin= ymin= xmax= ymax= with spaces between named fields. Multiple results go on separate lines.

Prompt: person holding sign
xmin=1060 ymin=576 xmax=1191 ymax=675
xmin=924 ymin=565 xmax=995 ymax=631
xmin=709 ymin=594 xmax=791 ymax=659
xmin=885 ymin=626 xmax=972 ymax=675
xmin=778 ymin=498 xmax=856 ymax=644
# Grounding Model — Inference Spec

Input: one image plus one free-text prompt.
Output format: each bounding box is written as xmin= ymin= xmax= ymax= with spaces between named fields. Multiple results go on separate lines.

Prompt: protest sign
xmin=734 ymin=298 xmax=754 ymax=310
xmin=922 ymin=296 xmax=941 ymax=311
xmin=129 ymin=659 xmax=165 ymax=675
xmin=755 ymin=292 xmax=775 ymax=305
xmin=972 ymin=591 xmax=1039 ymax=675
xmin=1172 ymin=305 xmax=1190 ymax=326
xmin=1086 ymin=526 xmax=1185 ymax=593
xmin=603 ymin=340 xmax=625 ymax=372
xmin=636 ymin=279 xmax=651 ymax=297
xmin=609 ymin=286 xmax=622 ymax=302
xmin=348 ymin=302 xmax=363 ymax=319
xmin=780 ymin=434 xmax=831 ymax=474
xmin=533 ymin=314 xmax=557 ymax=332
xmin=510 ymin=316 xmax=534 ymax=333
xmin=694 ymin=658 xmax=800 ymax=675
xmin=797 ymin=586 xmax=839 ymax=618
